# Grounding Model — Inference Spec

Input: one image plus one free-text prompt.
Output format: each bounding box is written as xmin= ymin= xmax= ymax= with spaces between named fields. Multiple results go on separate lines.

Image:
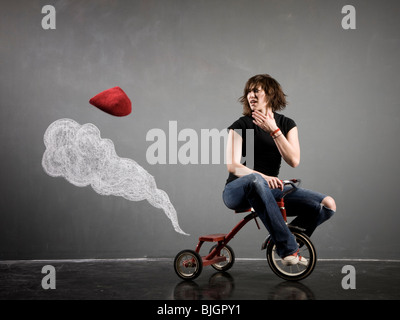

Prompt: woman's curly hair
xmin=239 ymin=74 xmax=288 ymax=116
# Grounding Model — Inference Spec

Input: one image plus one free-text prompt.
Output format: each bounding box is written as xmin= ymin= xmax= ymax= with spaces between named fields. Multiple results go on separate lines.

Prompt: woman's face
xmin=247 ymin=86 xmax=269 ymax=113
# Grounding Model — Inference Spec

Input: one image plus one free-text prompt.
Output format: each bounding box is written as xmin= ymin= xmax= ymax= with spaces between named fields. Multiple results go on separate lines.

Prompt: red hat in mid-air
xmin=89 ymin=86 xmax=132 ymax=117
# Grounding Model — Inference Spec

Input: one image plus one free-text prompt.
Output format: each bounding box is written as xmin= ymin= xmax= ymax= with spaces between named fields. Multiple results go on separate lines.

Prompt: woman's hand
xmin=253 ymin=110 xmax=301 ymax=168
xmin=252 ymin=110 xmax=278 ymax=133
xmin=261 ymin=174 xmax=283 ymax=190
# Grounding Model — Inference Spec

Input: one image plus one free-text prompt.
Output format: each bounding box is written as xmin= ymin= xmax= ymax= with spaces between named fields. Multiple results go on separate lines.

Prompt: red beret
xmin=89 ymin=87 xmax=132 ymax=117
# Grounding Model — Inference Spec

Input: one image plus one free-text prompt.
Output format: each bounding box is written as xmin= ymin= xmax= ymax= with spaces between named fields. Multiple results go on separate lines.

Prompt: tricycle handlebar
xmin=281 ymin=179 xmax=301 ymax=197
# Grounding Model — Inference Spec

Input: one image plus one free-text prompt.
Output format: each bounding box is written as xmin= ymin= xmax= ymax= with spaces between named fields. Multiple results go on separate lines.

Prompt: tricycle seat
xmin=234 ymin=208 xmax=253 ymax=214
xmin=199 ymin=233 xmax=226 ymax=242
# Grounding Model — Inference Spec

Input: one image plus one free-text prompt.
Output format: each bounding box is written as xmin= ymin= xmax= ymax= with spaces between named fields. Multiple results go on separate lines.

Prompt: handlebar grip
xmin=281 ymin=179 xmax=301 ymax=186
xmin=281 ymin=179 xmax=301 ymax=197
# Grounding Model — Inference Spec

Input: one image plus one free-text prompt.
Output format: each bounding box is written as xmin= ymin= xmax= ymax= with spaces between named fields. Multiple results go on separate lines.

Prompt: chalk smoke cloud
xmin=42 ymin=118 xmax=188 ymax=235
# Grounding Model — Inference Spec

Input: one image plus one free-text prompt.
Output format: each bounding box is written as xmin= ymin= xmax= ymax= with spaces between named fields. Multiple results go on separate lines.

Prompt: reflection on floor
xmin=1 ymin=259 xmax=399 ymax=300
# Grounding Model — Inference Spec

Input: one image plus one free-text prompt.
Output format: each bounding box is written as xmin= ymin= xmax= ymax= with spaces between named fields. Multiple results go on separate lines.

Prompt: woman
xmin=223 ymin=74 xmax=336 ymax=266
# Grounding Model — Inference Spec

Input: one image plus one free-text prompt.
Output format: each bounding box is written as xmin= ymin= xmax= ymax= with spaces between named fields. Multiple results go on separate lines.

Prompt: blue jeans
xmin=222 ymin=173 xmax=334 ymax=257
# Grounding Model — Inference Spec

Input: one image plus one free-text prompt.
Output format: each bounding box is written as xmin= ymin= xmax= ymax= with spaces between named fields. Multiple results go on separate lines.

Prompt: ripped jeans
xmin=222 ymin=173 xmax=335 ymax=258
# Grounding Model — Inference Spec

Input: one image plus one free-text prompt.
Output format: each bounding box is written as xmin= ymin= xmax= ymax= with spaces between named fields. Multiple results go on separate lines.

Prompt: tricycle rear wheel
xmin=174 ymin=249 xmax=203 ymax=280
xmin=209 ymin=244 xmax=235 ymax=272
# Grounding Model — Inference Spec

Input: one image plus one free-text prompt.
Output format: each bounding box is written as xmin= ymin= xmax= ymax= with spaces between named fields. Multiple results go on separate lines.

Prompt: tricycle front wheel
xmin=266 ymin=231 xmax=316 ymax=281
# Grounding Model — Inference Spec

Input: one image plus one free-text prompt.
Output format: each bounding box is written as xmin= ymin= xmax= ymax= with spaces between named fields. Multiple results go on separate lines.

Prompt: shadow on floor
xmin=1 ymin=259 xmax=399 ymax=300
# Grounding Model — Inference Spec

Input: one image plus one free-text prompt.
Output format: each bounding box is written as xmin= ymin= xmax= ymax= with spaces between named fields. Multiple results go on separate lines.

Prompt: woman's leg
xmin=276 ymin=187 xmax=336 ymax=237
xmin=223 ymin=173 xmax=298 ymax=257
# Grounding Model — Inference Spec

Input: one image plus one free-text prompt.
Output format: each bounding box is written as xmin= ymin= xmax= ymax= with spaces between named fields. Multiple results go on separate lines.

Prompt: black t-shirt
xmin=226 ymin=113 xmax=296 ymax=184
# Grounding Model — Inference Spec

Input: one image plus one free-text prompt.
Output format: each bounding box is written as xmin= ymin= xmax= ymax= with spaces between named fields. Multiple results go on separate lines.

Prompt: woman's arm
xmin=226 ymin=129 xmax=253 ymax=177
xmin=273 ymin=126 xmax=300 ymax=168
xmin=226 ymin=129 xmax=283 ymax=190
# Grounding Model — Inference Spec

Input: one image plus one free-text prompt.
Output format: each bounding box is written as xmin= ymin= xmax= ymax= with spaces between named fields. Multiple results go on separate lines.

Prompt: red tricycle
xmin=174 ymin=179 xmax=317 ymax=281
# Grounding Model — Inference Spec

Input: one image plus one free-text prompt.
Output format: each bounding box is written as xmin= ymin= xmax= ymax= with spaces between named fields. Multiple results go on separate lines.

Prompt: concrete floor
xmin=0 ymin=258 xmax=399 ymax=300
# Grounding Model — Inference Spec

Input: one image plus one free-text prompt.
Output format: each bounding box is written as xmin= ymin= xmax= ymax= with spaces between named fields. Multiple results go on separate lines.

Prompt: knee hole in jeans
xmin=321 ymin=196 xmax=336 ymax=212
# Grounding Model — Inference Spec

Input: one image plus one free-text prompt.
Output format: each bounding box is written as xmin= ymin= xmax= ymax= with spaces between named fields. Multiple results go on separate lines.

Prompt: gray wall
xmin=1 ymin=0 xmax=400 ymax=260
